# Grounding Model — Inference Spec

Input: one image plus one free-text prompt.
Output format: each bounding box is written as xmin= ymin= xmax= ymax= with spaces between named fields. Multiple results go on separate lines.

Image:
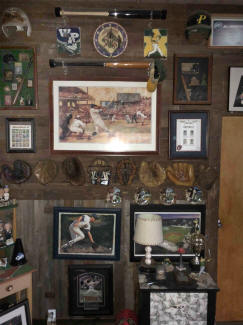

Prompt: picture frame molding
xmin=228 ymin=66 xmax=243 ymax=112
xmin=0 ymin=46 xmax=38 ymax=110
xmin=6 ymin=117 xmax=36 ymax=153
xmin=68 ymin=264 xmax=113 ymax=316
xmin=209 ymin=14 xmax=243 ymax=48
xmin=0 ymin=299 xmax=31 ymax=325
xmin=130 ymin=203 xmax=206 ymax=262
xmin=53 ymin=206 xmax=121 ymax=260
xmin=173 ymin=54 xmax=212 ymax=105
xmin=169 ymin=110 xmax=209 ymax=159
xmin=49 ymin=78 xmax=160 ymax=155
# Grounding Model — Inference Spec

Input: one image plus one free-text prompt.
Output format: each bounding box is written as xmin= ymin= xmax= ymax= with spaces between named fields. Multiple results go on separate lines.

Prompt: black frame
xmin=169 ymin=111 xmax=208 ymax=159
xmin=53 ymin=207 xmax=121 ymax=260
xmin=130 ymin=204 xmax=206 ymax=262
xmin=6 ymin=118 xmax=35 ymax=153
xmin=173 ymin=54 xmax=212 ymax=105
xmin=0 ymin=299 xmax=31 ymax=325
xmin=68 ymin=264 xmax=113 ymax=316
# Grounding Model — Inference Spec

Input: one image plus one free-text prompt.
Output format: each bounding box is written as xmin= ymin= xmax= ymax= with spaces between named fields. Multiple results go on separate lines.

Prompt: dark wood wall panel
xmin=0 ymin=0 xmax=243 ymax=320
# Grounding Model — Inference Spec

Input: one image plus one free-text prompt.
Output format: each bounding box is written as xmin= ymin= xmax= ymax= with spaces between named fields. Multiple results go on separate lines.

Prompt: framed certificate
xmin=169 ymin=111 xmax=208 ymax=159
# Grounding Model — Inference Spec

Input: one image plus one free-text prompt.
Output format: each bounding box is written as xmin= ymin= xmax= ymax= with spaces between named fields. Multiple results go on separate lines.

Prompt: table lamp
xmin=134 ymin=213 xmax=163 ymax=271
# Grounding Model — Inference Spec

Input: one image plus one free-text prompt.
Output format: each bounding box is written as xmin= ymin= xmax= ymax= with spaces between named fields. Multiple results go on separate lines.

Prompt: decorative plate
xmin=93 ymin=21 xmax=128 ymax=58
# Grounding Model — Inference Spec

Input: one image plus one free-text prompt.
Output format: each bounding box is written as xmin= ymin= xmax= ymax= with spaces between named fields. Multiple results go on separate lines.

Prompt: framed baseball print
xmin=228 ymin=67 xmax=243 ymax=112
xmin=50 ymin=79 xmax=159 ymax=155
xmin=173 ymin=54 xmax=212 ymax=105
xmin=53 ymin=206 xmax=121 ymax=260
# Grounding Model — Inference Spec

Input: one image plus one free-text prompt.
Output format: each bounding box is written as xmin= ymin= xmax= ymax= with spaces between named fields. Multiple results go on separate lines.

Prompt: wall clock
xmin=93 ymin=22 xmax=128 ymax=57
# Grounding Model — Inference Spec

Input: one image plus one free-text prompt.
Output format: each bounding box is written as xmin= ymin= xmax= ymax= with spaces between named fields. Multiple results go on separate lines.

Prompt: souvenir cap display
xmin=185 ymin=11 xmax=211 ymax=42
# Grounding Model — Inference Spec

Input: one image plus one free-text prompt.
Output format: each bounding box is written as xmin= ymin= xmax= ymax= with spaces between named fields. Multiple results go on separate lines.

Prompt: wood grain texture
xmin=216 ymin=117 xmax=243 ymax=321
xmin=0 ymin=0 xmax=243 ymax=321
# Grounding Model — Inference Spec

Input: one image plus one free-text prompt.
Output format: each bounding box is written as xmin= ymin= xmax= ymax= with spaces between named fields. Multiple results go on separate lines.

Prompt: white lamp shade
xmin=134 ymin=213 xmax=163 ymax=246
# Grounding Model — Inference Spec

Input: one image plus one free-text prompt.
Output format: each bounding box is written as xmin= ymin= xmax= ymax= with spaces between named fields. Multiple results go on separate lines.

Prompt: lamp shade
xmin=134 ymin=213 xmax=163 ymax=246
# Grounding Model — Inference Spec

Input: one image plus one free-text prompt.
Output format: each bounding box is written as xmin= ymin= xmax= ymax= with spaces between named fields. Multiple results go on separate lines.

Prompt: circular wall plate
xmin=93 ymin=22 xmax=128 ymax=58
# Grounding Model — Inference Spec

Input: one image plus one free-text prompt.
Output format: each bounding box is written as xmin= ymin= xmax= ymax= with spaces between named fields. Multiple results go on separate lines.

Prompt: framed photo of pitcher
xmin=173 ymin=54 xmax=212 ymax=105
xmin=50 ymin=79 xmax=159 ymax=155
xmin=69 ymin=264 xmax=113 ymax=316
xmin=53 ymin=206 xmax=121 ymax=260
xmin=228 ymin=67 xmax=243 ymax=112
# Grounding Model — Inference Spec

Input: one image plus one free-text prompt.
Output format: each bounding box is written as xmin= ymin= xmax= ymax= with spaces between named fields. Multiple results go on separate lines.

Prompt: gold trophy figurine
xmin=189 ymin=220 xmax=205 ymax=272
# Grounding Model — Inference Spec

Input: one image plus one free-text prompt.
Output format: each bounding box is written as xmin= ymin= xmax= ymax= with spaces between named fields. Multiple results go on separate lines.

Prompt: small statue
xmin=134 ymin=187 xmax=152 ymax=205
xmin=160 ymin=187 xmax=176 ymax=205
xmin=106 ymin=187 xmax=122 ymax=206
xmin=185 ymin=186 xmax=203 ymax=203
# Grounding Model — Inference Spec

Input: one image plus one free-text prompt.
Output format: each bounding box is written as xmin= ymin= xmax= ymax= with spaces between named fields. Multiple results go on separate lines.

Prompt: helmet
xmin=1 ymin=7 xmax=32 ymax=38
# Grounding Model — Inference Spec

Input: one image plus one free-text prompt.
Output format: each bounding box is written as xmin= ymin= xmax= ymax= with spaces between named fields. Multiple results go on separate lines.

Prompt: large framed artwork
xmin=173 ymin=54 xmax=212 ymax=105
xmin=169 ymin=111 xmax=208 ymax=159
xmin=0 ymin=47 xmax=38 ymax=109
xmin=0 ymin=300 xmax=31 ymax=325
xmin=6 ymin=118 xmax=35 ymax=153
xmin=209 ymin=15 xmax=243 ymax=47
xmin=50 ymin=79 xmax=159 ymax=155
xmin=130 ymin=204 xmax=206 ymax=262
xmin=228 ymin=67 xmax=243 ymax=112
xmin=69 ymin=264 xmax=113 ymax=316
xmin=53 ymin=207 xmax=121 ymax=260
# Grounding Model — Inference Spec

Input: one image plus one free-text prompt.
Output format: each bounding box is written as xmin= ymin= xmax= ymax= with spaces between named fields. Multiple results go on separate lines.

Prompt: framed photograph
xmin=0 ymin=300 xmax=31 ymax=325
xmin=173 ymin=54 xmax=212 ymax=105
xmin=69 ymin=264 xmax=113 ymax=316
xmin=6 ymin=118 xmax=35 ymax=153
xmin=130 ymin=204 xmax=206 ymax=262
xmin=0 ymin=47 xmax=38 ymax=109
xmin=53 ymin=207 xmax=121 ymax=260
xmin=228 ymin=67 xmax=243 ymax=112
xmin=210 ymin=15 xmax=243 ymax=47
xmin=169 ymin=111 xmax=208 ymax=159
xmin=50 ymin=79 xmax=159 ymax=155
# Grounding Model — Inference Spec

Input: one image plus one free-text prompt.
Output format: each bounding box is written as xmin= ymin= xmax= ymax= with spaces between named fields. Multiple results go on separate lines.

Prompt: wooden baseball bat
xmin=13 ymin=57 xmax=33 ymax=105
xmin=49 ymin=59 xmax=151 ymax=69
xmin=55 ymin=7 xmax=167 ymax=20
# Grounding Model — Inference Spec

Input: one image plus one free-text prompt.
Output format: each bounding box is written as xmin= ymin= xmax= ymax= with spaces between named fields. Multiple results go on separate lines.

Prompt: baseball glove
xmin=167 ymin=162 xmax=195 ymax=186
xmin=139 ymin=160 xmax=166 ymax=187
xmin=92 ymin=242 xmax=98 ymax=250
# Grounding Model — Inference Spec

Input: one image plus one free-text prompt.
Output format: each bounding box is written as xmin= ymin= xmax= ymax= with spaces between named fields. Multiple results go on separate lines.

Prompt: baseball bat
xmin=49 ymin=59 xmax=150 ymax=70
xmin=55 ymin=7 xmax=167 ymax=20
xmin=13 ymin=56 xmax=33 ymax=105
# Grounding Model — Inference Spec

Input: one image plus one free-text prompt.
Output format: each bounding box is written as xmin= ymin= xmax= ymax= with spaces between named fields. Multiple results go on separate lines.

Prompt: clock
xmin=93 ymin=22 xmax=128 ymax=58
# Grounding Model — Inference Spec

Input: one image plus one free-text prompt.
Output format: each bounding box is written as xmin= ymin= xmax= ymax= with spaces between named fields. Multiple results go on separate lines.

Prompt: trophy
xmin=189 ymin=220 xmax=205 ymax=272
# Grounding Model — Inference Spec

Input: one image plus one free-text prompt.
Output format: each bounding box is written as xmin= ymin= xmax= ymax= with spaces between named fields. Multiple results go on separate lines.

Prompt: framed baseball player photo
xmin=53 ymin=207 xmax=121 ymax=260
xmin=50 ymin=79 xmax=159 ymax=155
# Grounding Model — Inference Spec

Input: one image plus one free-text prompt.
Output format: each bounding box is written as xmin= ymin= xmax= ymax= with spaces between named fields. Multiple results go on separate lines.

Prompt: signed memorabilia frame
xmin=69 ymin=264 xmax=113 ymax=316
xmin=169 ymin=111 xmax=208 ymax=159
xmin=173 ymin=54 xmax=212 ymax=105
xmin=0 ymin=47 xmax=38 ymax=109
xmin=6 ymin=118 xmax=35 ymax=153
xmin=0 ymin=300 xmax=31 ymax=325
xmin=53 ymin=206 xmax=121 ymax=260
xmin=209 ymin=15 xmax=243 ymax=48
xmin=228 ymin=67 xmax=243 ymax=112
xmin=130 ymin=204 xmax=205 ymax=262
xmin=50 ymin=79 xmax=159 ymax=155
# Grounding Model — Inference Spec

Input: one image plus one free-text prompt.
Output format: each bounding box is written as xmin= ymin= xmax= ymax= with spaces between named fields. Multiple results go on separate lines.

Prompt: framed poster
xmin=6 ymin=118 xmax=35 ymax=153
xmin=130 ymin=204 xmax=205 ymax=262
xmin=69 ymin=264 xmax=113 ymax=316
xmin=169 ymin=111 xmax=208 ymax=159
xmin=228 ymin=67 xmax=243 ymax=112
xmin=53 ymin=206 xmax=121 ymax=260
xmin=50 ymin=79 xmax=159 ymax=155
xmin=210 ymin=15 xmax=243 ymax=47
xmin=0 ymin=300 xmax=31 ymax=325
xmin=0 ymin=47 xmax=38 ymax=109
xmin=173 ymin=54 xmax=212 ymax=105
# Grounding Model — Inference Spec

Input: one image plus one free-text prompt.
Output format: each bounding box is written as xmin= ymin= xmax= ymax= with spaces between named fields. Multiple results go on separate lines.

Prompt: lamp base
xmin=139 ymin=256 xmax=156 ymax=274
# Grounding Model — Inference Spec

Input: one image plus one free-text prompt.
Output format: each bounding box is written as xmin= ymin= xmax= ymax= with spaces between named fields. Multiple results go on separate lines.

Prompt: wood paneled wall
xmin=1 ymin=0 xmax=243 ymax=320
